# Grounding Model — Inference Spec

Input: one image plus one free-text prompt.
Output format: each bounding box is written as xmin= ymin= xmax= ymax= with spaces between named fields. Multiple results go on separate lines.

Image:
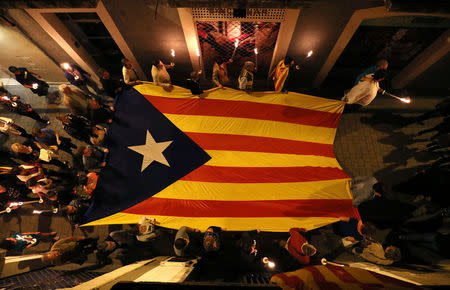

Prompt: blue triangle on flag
xmin=81 ymin=88 xmax=211 ymax=224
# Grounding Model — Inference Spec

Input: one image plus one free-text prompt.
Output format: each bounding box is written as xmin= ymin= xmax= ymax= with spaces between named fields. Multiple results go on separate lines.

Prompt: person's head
xmin=58 ymin=84 xmax=71 ymax=95
xmin=301 ymin=243 xmax=317 ymax=256
xmin=284 ymin=56 xmax=294 ymax=66
xmin=376 ymin=59 xmax=388 ymax=70
xmin=121 ymin=58 xmax=132 ymax=69
xmin=190 ymin=70 xmax=200 ymax=81
xmin=8 ymin=66 xmax=19 ymax=75
xmin=83 ymin=146 xmax=92 ymax=156
xmin=61 ymin=205 xmax=77 ymax=215
xmin=152 ymin=59 xmax=164 ymax=69
xmin=237 ymin=237 xmax=256 ymax=255
xmin=372 ymin=182 xmax=386 ymax=197
xmin=243 ymin=61 xmax=256 ymax=72
xmin=0 ymin=238 xmax=16 ymax=250
xmin=26 ymin=179 xmax=38 ymax=188
xmin=385 ymin=246 xmax=401 ymax=262
xmin=215 ymin=57 xmax=226 ymax=65
xmin=76 ymin=145 xmax=89 ymax=157
xmin=41 ymin=250 xmax=60 ymax=264
xmin=97 ymin=68 xmax=110 ymax=79
xmin=174 ymin=237 xmax=189 ymax=251
xmin=56 ymin=113 xmax=70 ymax=124
xmin=31 ymin=128 xmax=45 ymax=138
xmin=373 ymin=70 xmax=387 ymax=82
xmin=360 ymin=222 xmax=376 ymax=237
xmin=204 ymin=235 xmax=218 ymax=252
xmin=11 ymin=143 xmax=31 ymax=154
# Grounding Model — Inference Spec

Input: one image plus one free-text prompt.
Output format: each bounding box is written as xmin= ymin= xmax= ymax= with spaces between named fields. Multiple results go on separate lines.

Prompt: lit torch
xmin=62 ymin=63 xmax=70 ymax=70
xmin=307 ymin=50 xmax=313 ymax=58
xmin=382 ymin=91 xmax=412 ymax=104
xmin=33 ymin=208 xmax=58 ymax=215
xmin=32 ymin=83 xmax=39 ymax=90
xmin=170 ymin=49 xmax=175 ymax=64
xmin=254 ymin=48 xmax=258 ymax=69
xmin=231 ymin=39 xmax=239 ymax=59
xmin=196 ymin=48 xmax=201 ymax=69
xmin=9 ymin=202 xmax=24 ymax=207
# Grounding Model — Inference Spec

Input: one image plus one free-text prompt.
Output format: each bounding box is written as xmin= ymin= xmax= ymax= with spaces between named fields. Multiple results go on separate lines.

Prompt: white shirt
xmin=151 ymin=65 xmax=171 ymax=86
xmin=342 ymin=74 xmax=379 ymax=106
xmin=122 ymin=66 xmax=138 ymax=85
xmin=0 ymin=117 xmax=13 ymax=133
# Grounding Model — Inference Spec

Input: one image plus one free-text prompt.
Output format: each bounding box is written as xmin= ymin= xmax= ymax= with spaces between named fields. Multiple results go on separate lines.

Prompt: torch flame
xmin=171 ymin=49 xmax=175 ymax=57
xmin=33 ymin=210 xmax=42 ymax=214
xmin=32 ymin=83 xmax=39 ymax=89
xmin=254 ymin=48 xmax=258 ymax=55
xmin=234 ymin=39 xmax=239 ymax=48
xmin=62 ymin=63 xmax=70 ymax=70
xmin=400 ymin=97 xmax=411 ymax=103
xmin=307 ymin=50 xmax=313 ymax=58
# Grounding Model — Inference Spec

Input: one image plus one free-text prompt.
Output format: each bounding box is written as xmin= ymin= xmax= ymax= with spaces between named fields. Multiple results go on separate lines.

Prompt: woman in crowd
xmin=238 ymin=61 xmax=256 ymax=91
xmin=0 ymin=232 xmax=58 ymax=253
xmin=212 ymin=58 xmax=232 ymax=88
xmin=151 ymin=59 xmax=174 ymax=90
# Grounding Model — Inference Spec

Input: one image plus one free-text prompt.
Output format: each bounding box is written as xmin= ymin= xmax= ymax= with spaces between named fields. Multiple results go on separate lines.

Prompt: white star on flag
xmin=128 ymin=130 xmax=173 ymax=172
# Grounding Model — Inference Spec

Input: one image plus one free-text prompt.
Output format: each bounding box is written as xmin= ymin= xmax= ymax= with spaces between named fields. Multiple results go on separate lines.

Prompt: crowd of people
xmin=0 ymin=56 xmax=448 ymax=281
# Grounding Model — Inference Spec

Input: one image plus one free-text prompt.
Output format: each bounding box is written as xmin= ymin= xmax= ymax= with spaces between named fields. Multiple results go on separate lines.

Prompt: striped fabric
xmin=271 ymin=265 xmax=422 ymax=290
xmin=85 ymin=83 xmax=358 ymax=231
xmin=273 ymin=60 xmax=290 ymax=92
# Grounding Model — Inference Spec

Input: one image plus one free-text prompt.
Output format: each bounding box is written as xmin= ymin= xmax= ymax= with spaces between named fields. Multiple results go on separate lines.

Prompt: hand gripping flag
xmin=82 ymin=83 xmax=359 ymax=231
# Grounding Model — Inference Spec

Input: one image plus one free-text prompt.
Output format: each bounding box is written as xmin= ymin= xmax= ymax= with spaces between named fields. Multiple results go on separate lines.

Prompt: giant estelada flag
xmin=81 ymin=83 xmax=359 ymax=231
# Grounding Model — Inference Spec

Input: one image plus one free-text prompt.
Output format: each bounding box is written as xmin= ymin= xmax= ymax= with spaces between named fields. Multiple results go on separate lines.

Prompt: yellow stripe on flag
xmin=135 ymin=84 xmax=345 ymax=114
xmin=83 ymin=212 xmax=340 ymax=232
xmin=154 ymin=179 xmax=352 ymax=201
xmin=205 ymin=150 xmax=342 ymax=168
xmin=165 ymin=114 xmax=337 ymax=145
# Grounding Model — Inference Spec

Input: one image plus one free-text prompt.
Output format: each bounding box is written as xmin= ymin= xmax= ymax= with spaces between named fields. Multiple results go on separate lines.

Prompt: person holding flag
xmin=269 ymin=56 xmax=295 ymax=92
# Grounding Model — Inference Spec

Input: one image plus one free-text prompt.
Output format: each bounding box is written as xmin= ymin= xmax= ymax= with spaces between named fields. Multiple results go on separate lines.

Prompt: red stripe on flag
xmin=303 ymin=267 xmax=341 ymax=290
xmin=181 ymin=165 xmax=348 ymax=183
xmin=369 ymin=272 xmax=422 ymax=289
xmin=274 ymin=273 xmax=304 ymax=289
xmin=144 ymin=95 xmax=341 ymax=128
xmin=124 ymin=198 xmax=359 ymax=218
xmin=326 ymin=266 xmax=382 ymax=290
xmin=186 ymin=132 xmax=336 ymax=157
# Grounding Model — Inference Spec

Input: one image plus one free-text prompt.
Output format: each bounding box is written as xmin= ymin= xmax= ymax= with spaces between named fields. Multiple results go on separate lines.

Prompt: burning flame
xmin=196 ymin=48 xmax=200 ymax=57
xmin=400 ymin=97 xmax=411 ymax=103
xmin=234 ymin=39 xmax=239 ymax=48
xmin=32 ymin=83 xmax=39 ymax=89
xmin=9 ymin=202 xmax=23 ymax=207
xmin=254 ymin=48 xmax=258 ymax=55
xmin=62 ymin=63 xmax=70 ymax=70
xmin=2 ymin=96 xmax=10 ymax=101
xmin=171 ymin=49 xmax=175 ymax=57
xmin=307 ymin=50 xmax=313 ymax=58
xmin=268 ymin=261 xmax=275 ymax=268
xmin=33 ymin=210 xmax=42 ymax=214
